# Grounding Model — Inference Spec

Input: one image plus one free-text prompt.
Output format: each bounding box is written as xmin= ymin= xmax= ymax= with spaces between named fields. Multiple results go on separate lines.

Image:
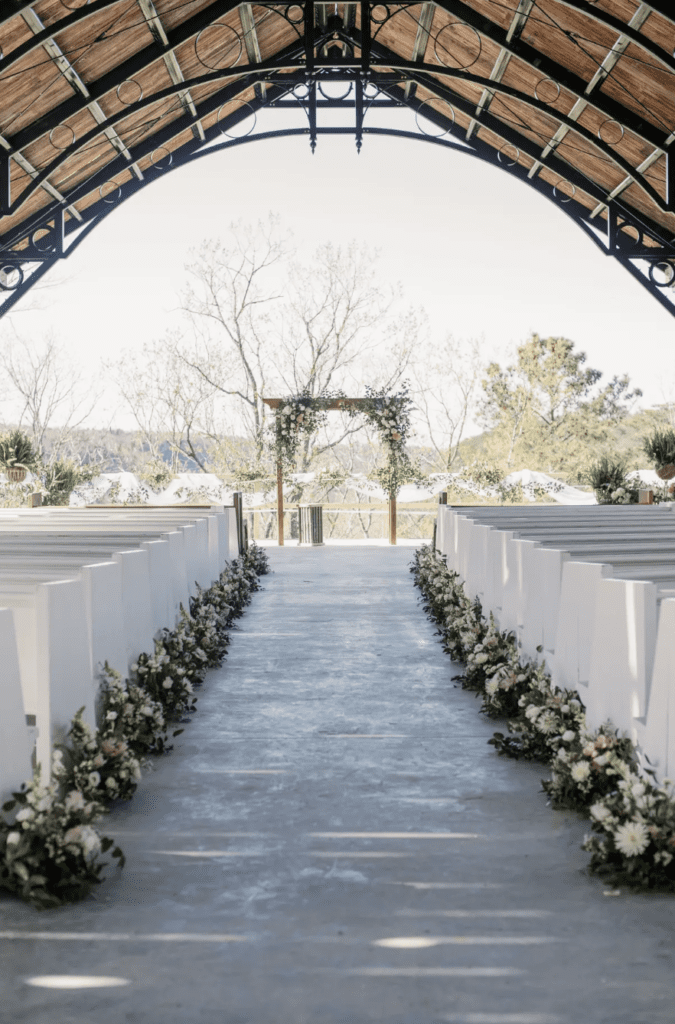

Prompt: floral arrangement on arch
xmin=411 ymin=543 xmax=675 ymax=892
xmin=267 ymin=383 xmax=420 ymax=497
xmin=359 ymin=383 xmax=420 ymax=497
xmin=268 ymin=392 xmax=331 ymax=472
xmin=0 ymin=544 xmax=270 ymax=908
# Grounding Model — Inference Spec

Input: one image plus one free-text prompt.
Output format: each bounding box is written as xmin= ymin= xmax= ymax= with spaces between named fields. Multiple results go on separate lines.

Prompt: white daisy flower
xmin=613 ymin=820 xmax=650 ymax=857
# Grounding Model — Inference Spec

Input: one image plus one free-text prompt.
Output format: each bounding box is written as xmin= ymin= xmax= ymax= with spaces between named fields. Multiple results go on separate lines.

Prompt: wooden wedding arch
xmin=262 ymin=397 xmax=398 ymax=545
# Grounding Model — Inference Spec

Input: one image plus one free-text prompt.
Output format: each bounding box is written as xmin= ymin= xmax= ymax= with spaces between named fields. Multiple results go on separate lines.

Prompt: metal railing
xmin=245 ymin=507 xmax=435 ymax=542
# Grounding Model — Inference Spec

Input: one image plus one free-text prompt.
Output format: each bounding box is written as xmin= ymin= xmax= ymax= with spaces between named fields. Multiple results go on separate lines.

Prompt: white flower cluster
xmin=412 ymin=543 xmax=675 ymax=891
xmin=0 ymin=544 xmax=270 ymax=909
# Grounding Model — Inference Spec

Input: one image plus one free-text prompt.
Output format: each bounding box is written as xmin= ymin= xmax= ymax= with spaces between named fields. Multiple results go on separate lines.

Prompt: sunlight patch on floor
xmin=322 ymin=967 xmax=524 ymax=977
xmin=23 ymin=976 xmax=131 ymax=989
xmin=151 ymin=850 xmax=268 ymax=858
xmin=442 ymin=1015 xmax=565 ymax=1024
xmin=397 ymin=909 xmax=552 ymax=918
xmin=388 ymin=882 xmax=503 ymax=889
xmin=374 ymin=936 xmax=560 ymax=947
xmin=308 ymin=832 xmax=481 ymax=838
xmin=3 ymin=932 xmax=248 ymax=942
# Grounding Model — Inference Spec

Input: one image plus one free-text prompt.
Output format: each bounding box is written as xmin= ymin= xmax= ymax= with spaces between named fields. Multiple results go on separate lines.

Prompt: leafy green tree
xmin=479 ymin=334 xmax=641 ymax=479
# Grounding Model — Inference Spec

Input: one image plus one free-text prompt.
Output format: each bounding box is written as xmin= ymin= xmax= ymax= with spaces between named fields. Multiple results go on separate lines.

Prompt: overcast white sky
xmin=5 ymin=103 xmax=674 ymax=432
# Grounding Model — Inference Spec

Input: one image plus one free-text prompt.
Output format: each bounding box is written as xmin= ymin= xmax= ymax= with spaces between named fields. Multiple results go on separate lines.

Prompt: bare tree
xmin=175 ymin=218 xmax=421 ymax=474
xmin=410 ymin=334 xmax=486 ymax=472
xmin=0 ymin=331 xmax=100 ymax=463
xmin=108 ymin=337 xmax=228 ymax=474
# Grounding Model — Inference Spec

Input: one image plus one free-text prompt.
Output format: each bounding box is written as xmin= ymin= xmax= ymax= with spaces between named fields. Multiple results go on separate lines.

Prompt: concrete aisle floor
xmin=1 ymin=544 xmax=674 ymax=1024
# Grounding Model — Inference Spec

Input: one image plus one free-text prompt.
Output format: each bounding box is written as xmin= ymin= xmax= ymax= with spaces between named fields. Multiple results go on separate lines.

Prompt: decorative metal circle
xmin=31 ymin=228 xmax=55 ymax=253
xmin=415 ymin=98 xmax=455 ymax=137
xmin=434 ymin=21 xmax=482 ymax=71
xmin=649 ymin=261 xmax=675 ymax=287
xmin=116 ymin=79 xmax=143 ymax=105
xmin=217 ymin=102 xmax=257 ymax=139
xmin=0 ymin=265 xmax=23 ymax=291
xmin=292 ymin=82 xmax=310 ymax=100
xmin=598 ymin=119 xmax=624 ymax=145
xmin=371 ymin=4 xmax=390 ymax=23
xmin=364 ymin=82 xmax=383 ymax=100
xmin=99 ymin=180 xmax=121 ymax=204
xmin=553 ymin=179 xmax=576 ymax=202
xmin=318 ymin=81 xmax=352 ymax=102
xmin=150 ymin=146 xmax=172 ymax=171
xmin=497 ymin=144 xmax=520 ymax=167
xmin=195 ymin=22 xmax=243 ymax=71
xmin=622 ymin=223 xmax=642 ymax=246
xmin=534 ymin=78 xmax=560 ymax=104
xmin=286 ymin=5 xmax=304 ymax=24
xmin=49 ymin=123 xmax=75 ymax=150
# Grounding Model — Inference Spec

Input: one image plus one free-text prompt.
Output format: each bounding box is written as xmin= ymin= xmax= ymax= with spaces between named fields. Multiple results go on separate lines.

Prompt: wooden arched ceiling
xmin=0 ymin=0 xmax=674 ymax=316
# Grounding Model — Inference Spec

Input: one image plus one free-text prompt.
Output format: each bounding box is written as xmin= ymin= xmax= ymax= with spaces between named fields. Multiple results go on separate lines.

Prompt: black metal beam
xmin=2 ymin=0 xmax=243 ymax=151
xmin=7 ymin=45 xmax=669 ymax=223
xmin=365 ymin=45 xmax=651 ymax=217
xmin=0 ymin=152 xmax=9 ymax=216
xmin=554 ymin=0 xmax=675 ymax=37
xmin=1 ymin=0 xmax=133 ymax=63
xmin=668 ymin=149 xmax=675 ymax=212
xmin=1 ymin=121 xmax=673 ymax=319
xmin=429 ymin=0 xmax=672 ymax=152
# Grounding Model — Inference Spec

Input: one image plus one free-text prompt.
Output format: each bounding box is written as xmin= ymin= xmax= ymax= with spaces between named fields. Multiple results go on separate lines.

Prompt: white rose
xmin=562 ymin=730 xmax=576 ymax=742
xmin=594 ymin=753 xmax=609 ymax=766
xmin=87 ymin=771 xmax=101 ymax=788
xmin=15 ymin=808 xmax=34 ymax=823
xmin=590 ymin=802 xmax=611 ymax=821
xmin=632 ymin=783 xmax=646 ymax=797
xmin=65 ymin=790 xmax=85 ymax=812
xmin=6 ymin=831 xmax=21 ymax=846
xmin=141 ymin=706 xmax=153 ymax=716
xmin=561 ymin=705 xmax=570 ymax=713
xmin=80 ymin=826 xmax=101 ymax=858
xmin=106 ymin=711 xmax=118 ymax=721
xmin=474 ymin=653 xmax=488 ymax=665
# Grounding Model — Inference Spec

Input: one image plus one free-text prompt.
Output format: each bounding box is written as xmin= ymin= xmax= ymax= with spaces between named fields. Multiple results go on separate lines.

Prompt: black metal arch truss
xmin=1 ymin=0 xmax=674 ymax=319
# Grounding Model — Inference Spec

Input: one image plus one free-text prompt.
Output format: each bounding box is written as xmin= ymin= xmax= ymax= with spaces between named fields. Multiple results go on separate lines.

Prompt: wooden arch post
xmin=263 ymin=397 xmax=398 ymax=545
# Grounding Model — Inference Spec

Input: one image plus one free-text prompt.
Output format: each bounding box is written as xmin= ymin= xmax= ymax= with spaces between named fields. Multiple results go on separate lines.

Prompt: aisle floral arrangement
xmin=411 ymin=543 xmax=675 ymax=892
xmin=0 ymin=544 xmax=269 ymax=909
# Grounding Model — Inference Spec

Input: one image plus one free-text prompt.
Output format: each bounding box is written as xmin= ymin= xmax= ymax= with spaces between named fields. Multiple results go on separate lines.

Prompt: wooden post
xmin=389 ymin=494 xmax=397 ymax=545
xmin=276 ymin=459 xmax=284 ymax=546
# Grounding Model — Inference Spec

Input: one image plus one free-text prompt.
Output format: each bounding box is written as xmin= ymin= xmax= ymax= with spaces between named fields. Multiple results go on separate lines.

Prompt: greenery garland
xmin=266 ymin=383 xmax=420 ymax=497
xmin=411 ymin=543 xmax=675 ymax=892
xmin=0 ymin=544 xmax=270 ymax=909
